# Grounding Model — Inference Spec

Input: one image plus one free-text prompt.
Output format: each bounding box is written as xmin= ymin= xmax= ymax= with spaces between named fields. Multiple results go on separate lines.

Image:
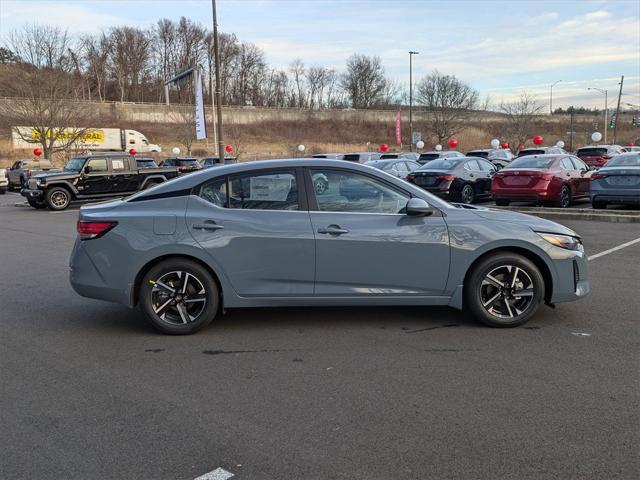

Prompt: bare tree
xmin=81 ymin=32 xmax=111 ymax=102
xmin=0 ymin=67 xmax=97 ymax=159
xmin=340 ymin=54 xmax=388 ymax=108
xmin=499 ymin=92 xmax=544 ymax=149
xmin=8 ymin=24 xmax=72 ymax=70
xmin=289 ymin=58 xmax=305 ymax=107
xmin=169 ymin=107 xmax=197 ymax=154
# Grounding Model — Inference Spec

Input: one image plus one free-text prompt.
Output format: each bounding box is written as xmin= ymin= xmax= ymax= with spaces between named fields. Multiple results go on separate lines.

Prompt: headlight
xmin=537 ymin=232 xmax=584 ymax=252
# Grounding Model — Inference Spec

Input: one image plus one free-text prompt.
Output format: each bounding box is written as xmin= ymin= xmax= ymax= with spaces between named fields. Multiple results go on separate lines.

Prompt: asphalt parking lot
xmin=1 ymin=191 xmax=639 ymax=480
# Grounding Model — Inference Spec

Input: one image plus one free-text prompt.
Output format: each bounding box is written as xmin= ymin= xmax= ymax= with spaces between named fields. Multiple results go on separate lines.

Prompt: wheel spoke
xmin=155 ymin=281 xmax=175 ymax=294
xmin=181 ymin=272 xmax=190 ymax=294
xmin=153 ymin=298 xmax=173 ymax=316
xmin=176 ymin=303 xmax=190 ymax=324
xmin=503 ymin=298 xmax=514 ymax=318
xmin=484 ymin=274 xmax=505 ymax=288
xmin=510 ymin=267 xmax=520 ymax=287
xmin=514 ymin=288 xmax=534 ymax=297
xmin=184 ymin=293 xmax=206 ymax=304
xmin=482 ymin=291 xmax=502 ymax=307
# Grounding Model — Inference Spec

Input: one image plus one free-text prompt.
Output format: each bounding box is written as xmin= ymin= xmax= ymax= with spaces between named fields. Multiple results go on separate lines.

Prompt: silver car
xmin=590 ymin=152 xmax=640 ymax=208
xmin=70 ymin=159 xmax=589 ymax=335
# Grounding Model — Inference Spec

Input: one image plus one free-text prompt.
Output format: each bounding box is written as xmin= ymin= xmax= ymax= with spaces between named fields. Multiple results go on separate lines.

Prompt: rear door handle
xmin=317 ymin=225 xmax=349 ymax=235
xmin=193 ymin=221 xmax=224 ymax=231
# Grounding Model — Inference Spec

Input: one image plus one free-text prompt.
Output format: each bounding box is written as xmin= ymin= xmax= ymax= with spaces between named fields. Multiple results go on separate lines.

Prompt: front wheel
xmin=464 ymin=252 xmax=545 ymax=327
xmin=45 ymin=187 xmax=72 ymax=210
xmin=140 ymin=259 xmax=220 ymax=335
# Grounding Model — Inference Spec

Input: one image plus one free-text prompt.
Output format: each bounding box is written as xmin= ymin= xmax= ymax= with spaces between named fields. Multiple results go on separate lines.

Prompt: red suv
xmin=575 ymin=145 xmax=624 ymax=169
xmin=491 ymin=154 xmax=592 ymax=208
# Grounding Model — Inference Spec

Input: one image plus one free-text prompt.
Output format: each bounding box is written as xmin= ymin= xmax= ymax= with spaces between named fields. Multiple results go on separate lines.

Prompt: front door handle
xmin=193 ymin=221 xmax=224 ymax=231
xmin=317 ymin=225 xmax=349 ymax=235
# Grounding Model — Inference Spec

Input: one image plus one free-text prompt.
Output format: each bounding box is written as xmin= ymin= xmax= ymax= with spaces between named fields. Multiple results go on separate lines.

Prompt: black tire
xmin=45 ymin=187 xmax=72 ymax=210
xmin=495 ymin=199 xmax=510 ymax=206
xmin=143 ymin=180 xmax=160 ymax=190
xmin=557 ymin=185 xmax=571 ymax=208
xmin=464 ymin=252 xmax=545 ymax=328
xmin=27 ymin=197 xmax=47 ymax=209
xmin=459 ymin=184 xmax=475 ymax=204
xmin=0 ymin=187 xmax=6 ymax=195
xmin=592 ymin=200 xmax=607 ymax=209
xmin=140 ymin=259 xmax=220 ymax=335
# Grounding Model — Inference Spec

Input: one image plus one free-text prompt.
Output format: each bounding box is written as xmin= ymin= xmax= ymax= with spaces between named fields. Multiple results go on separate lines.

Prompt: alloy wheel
xmin=50 ymin=190 xmax=69 ymax=208
xmin=559 ymin=187 xmax=570 ymax=208
xmin=150 ymin=271 xmax=207 ymax=325
xmin=461 ymin=184 xmax=474 ymax=204
xmin=479 ymin=265 xmax=535 ymax=319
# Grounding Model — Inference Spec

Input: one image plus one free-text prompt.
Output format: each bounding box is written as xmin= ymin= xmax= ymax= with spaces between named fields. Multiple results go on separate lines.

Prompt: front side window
xmin=228 ymin=170 xmax=298 ymax=210
xmin=87 ymin=159 xmax=108 ymax=172
xmin=310 ymin=169 xmax=409 ymax=214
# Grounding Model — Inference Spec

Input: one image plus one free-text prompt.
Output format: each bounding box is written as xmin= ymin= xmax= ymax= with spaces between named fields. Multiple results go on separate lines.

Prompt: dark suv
xmin=161 ymin=157 xmax=202 ymax=173
xmin=21 ymin=153 xmax=179 ymax=210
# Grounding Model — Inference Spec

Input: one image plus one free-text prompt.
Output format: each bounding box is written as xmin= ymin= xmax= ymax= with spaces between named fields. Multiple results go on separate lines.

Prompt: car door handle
xmin=317 ymin=225 xmax=349 ymax=235
xmin=193 ymin=221 xmax=224 ymax=231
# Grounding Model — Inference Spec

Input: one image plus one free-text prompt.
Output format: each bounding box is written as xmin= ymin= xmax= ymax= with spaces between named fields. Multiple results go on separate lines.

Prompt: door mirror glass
xmin=405 ymin=198 xmax=434 ymax=216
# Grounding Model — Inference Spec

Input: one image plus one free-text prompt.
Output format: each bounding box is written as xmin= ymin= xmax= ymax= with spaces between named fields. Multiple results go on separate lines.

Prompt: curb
xmin=497 ymin=206 xmax=640 ymax=223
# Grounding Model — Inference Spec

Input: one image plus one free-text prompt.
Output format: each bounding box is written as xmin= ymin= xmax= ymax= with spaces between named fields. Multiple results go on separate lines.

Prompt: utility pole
xmin=613 ymin=75 xmax=624 ymax=144
xmin=212 ymin=0 xmax=225 ymax=163
xmin=588 ymin=87 xmax=608 ymax=143
xmin=569 ymin=107 xmax=574 ymax=151
xmin=409 ymin=51 xmax=419 ymax=152
xmin=550 ymin=80 xmax=561 ymax=115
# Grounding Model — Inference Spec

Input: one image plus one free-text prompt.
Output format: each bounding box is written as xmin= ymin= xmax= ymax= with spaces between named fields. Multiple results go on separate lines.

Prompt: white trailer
xmin=11 ymin=127 xmax=162 ymax=153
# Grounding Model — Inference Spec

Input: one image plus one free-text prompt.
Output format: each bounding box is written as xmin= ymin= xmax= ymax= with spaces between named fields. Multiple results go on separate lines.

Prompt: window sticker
xmin=112 ymin=160 xmax=125 ymax=170
xmin=249 ymin=175 xmax=292 ymax=201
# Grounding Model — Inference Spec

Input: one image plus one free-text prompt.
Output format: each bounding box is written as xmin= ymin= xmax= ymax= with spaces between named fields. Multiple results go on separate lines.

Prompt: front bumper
xmin=546 ymin=246 xmax=589 ymax=303
xmin=21 ymin=188 xmax=44 ymax=199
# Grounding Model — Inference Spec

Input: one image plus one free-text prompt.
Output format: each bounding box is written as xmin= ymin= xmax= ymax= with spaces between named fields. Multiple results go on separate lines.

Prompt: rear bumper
xmin=590 ymin=193 xmax=640 ymax=205
xmin=21 ymin=188 xmax=44 ymax=199
xmin=492 ymin=189 xmax=552 ymax=201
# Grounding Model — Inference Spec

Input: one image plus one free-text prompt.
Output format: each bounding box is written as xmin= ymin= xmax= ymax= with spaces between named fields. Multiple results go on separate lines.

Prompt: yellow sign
xmin=30 ymin=129 xmax=105 ymax=143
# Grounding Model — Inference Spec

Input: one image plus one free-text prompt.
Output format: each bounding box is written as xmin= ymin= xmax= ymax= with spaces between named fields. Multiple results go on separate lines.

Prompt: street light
xmin=588 ymin=87 xmax=608 ymax=143
xmin=550 ymin=80 xmax=562 ymax=115
xmin=409 ymin=51 xmax=419 ymax=151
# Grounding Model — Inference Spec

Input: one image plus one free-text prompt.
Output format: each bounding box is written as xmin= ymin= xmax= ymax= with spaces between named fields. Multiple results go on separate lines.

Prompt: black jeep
xmin=21 ymin=153 xmax=180 ymax=210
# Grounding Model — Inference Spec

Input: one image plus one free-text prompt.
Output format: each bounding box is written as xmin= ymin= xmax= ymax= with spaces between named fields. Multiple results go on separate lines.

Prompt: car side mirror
xmin=406 ymin=197 xmax=434 ymax=216
xmin=84 ymin=165 xmax=92 ymax=174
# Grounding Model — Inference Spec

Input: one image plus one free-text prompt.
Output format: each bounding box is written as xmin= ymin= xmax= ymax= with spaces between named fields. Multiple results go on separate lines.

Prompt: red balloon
xmin=448 ymin=138 xmax=458 ymax=148
xmin=225 ymin=144 xmax=233 ymax=153
xmin=501 ymin=142 xmax=509 ymax=149
xmin=379 ymin=143 xmax=389 ymax=152
xmin=128 ymin=149 xmax=136 ymax=155
xmin=532 ymin=135 xmax=543 ymax=145
xmin=33 ymin=148 xmax=42 ymax=157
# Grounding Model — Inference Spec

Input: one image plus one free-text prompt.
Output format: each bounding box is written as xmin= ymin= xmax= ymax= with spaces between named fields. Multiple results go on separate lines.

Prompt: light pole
xmin=211 ymin=0 xmax=225 ymax=163
xmin=409 ymin=51 xmax=419 ymax=151
xmin=588 ymin=87 xmax=608 ymax=143
xmin=550 ymin=80 xmax=562 ymax=115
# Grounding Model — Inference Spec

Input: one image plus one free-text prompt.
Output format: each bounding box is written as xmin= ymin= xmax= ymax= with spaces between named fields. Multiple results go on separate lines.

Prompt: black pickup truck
xmin=21 ymin=153 xmax=180 ymax=210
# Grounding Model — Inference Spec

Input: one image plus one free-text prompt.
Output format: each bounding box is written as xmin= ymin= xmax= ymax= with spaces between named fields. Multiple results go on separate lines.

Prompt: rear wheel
xmin=557 ymin=185 xmax=571 ymax=208
xmin=45 ymin=187 xmax=72 ymax=210
xmin=143 ymin=180 xmax=160 ymax=190
xmin=464 ymin=252 xmax=545 ymax=327
xmin=140 ymin=259 xmax=219 ymax=335
xmin=592 ymin=200 xmax=607 ymax=209
xmin=460 ymin=184 xmax=475 ymax=204
xmin=27 ymin=197 xmax=47 ymax=209
xmin=495 ymin=199 xmax=509 ymax=206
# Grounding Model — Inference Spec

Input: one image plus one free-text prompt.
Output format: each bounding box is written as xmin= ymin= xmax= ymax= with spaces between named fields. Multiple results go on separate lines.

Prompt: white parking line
xmin=588 ymin=237 xmax=640 ymax=261
xmin=194 ymin=467 xmax=234 ymax=480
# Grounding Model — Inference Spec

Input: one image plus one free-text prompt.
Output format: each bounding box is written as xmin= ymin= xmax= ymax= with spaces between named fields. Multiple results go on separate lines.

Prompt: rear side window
xmin=87 ymin=158 xmax=108 ymax=172
xmin=199 ymin=177 xmax=227 ymax=208
xmin=560 ymin=158 xmax=574 ymax=170
xmin=228 ymin=170 xmax=298 ymax=210
xmin=465 ymin=159 xmax=481 ymax=171
xmin=478 ymin=160 xmax=496 ymax=172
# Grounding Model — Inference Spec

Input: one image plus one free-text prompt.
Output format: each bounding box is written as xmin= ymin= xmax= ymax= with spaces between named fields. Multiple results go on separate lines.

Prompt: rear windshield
xmin=176 ymin=159 xmax=199 ymax=167
xmin=505 ymin=157 xmax=556 ymax=169
xmin=606 ymin=154 xmax=640 ymax=167
xmin=466 ymin=151 xmax=489 ymax=158
xmin=518 ymin=149 xmax=545 ymax=157
xmin=418 ymin=153 xmax=439 ymax=161
xmin=342 ymin=154 xmax=360 ymax=162
xmin=379 ymin=154 xmax=399 ymax=159
xmin=576 ymin=148 xmax=607 ymax=157
xmin=365 ymin=160 xmax=393 ymax=169
xmin=418 ymin=159 xmax=462 ymax=170
xmin=137 ymin=159 xmax=156 ymax=168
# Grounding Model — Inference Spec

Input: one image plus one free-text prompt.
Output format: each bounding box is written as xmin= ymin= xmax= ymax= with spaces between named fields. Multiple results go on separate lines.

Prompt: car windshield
xmin=64 ymin=157 xmax=87 ymax=172
xmin=577 ymin=148 xmax=607 ymax=157
xmin=505 ymin=156 xmax=556 ymax=169
xmin=605 ymin=154 xmax=640 ymax=167
xmin=418 ymin=159 xmax=462 ymax=170
xmin=518 ymin=149 xmax=545 ymax=157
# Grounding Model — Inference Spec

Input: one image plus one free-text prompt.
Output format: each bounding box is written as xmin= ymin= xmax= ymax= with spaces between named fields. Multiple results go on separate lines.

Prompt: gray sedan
xmin=590 ymin=152 xmax=640 ymax=208
xmin=364 ymin=159 xmax=421 ymax=178
xmin=70 ymin=159 xmax=589 ymax=334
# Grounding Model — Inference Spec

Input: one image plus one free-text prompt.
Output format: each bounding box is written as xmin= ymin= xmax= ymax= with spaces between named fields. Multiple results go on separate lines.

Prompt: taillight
xmin=436 ymin=175 xmax=457 ymax=181
xmin=406 ymin=174 xmax=414 ymax=182
xmin=536 ymin=173 xmax=554 ymax=181
xmin=77 ymin=221 xmax=117 ymax=240
xmin=591 ymin=173 xmax=608 ymax=180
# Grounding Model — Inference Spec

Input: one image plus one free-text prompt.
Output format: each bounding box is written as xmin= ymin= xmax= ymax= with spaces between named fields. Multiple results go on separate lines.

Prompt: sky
xmin=1 ymin=0 xmax=639 ymax=109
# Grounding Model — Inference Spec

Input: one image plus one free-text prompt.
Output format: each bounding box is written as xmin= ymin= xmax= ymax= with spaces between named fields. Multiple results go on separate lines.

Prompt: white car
xmin=0 ymin=168 xmax=8 ymax=194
